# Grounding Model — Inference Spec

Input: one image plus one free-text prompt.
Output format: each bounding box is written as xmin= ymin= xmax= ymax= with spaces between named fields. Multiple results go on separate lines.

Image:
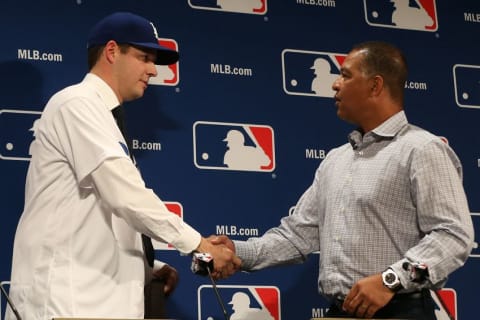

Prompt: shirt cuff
xmin=233 ymin=240 xmax=256 ymax=271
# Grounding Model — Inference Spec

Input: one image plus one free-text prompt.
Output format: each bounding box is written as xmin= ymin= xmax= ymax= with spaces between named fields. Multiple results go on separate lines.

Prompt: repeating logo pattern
xmin=193 ymin=121 xmax=275 ymax=172
xmin=363 ymin=0 xmax=438 ymax=32
xmin=148 ymin=38 xmax=180 ymax=86
xmin=453 ymin=64 xmax=480 ymax=109
xmin=152 ymin=202 xmax=183 ymax=250
xmin=282 ymin=49 xmax=346 ymax=98
xmin=0 ymin=109 xmax=42 ymax=161
xmin=198 ymin=285 xmax=280 ymax=320
xmin=188 ymin=0 xmax=268 ymax=15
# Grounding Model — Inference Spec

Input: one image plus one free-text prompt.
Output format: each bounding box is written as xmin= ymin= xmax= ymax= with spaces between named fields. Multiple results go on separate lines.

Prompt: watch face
xmin=383 ymin=269 xmax=402 ymax=291
xmin=385 ymin=272 xmax=396 ymax=284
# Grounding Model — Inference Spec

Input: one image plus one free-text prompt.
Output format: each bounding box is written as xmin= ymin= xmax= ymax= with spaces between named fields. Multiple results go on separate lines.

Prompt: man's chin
xmin=126 ymin=92 xmax=145 ymax=102
xmin=336 ymin=110 xmax=352 ymax=123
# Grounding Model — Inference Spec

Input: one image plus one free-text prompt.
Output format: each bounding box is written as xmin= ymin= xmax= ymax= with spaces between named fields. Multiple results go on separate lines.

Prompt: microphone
xmin=0 ymin=281 xmax=22 ymax=320
xmin=191 ymin=253 xmax=230 ymax=320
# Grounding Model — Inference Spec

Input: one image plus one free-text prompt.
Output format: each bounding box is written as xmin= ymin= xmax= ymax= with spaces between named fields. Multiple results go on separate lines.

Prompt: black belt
xmin=393 ymin=291 xmax=423 ymax=299
xmin=334 ymin=290 xmax=424 ymax=308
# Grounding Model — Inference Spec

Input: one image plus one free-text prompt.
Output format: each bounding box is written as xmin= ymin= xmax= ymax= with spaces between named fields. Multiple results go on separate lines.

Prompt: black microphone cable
xmin=206 ymin=266 xmax=230 ymax=320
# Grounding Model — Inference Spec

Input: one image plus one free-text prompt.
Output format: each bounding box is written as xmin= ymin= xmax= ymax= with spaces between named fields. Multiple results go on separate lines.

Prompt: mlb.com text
xmin=210 ymin=63 xmax=253 ymax=76
xmin=132 ymin=139 xmax=161 ymax=151
xmin=296 ymin=0 xmax=336 ymax=7
xmin=405 ymin=80 xmax=427 ymax=90
xmin=216 ymin=225 xmax=259 ymax=236
xmin=18 ymin=49 xmax=63 ymax=62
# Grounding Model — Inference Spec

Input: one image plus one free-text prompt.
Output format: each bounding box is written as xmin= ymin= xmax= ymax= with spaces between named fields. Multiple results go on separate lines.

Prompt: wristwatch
xmin=382 ymin=268 xmax=402 ymax=292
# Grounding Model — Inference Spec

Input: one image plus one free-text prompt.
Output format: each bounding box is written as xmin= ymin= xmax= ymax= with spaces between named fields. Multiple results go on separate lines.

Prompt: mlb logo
xmin=282 ymin=49 xmax=346 ymax=98
xmin=152 ymin=202 xmax=183 ymax=250
xmin=0 ymin=109 xmax=42 ymax=161
xmin=193 ymin=121 xmax=275 ymax=172
xmin=148 ymin=38 xmax=180 ymax=86
xmin=432 ymin=288 xmax=456 ymax=319
xmin=469 ymin=212 xmax=480 ymax=258
xmin=188 ymin=0 xmax=268 ymax=15
xmin=453 ymin=64 xmax=480 ymax=109
xmin=363 ymin=0 xmax=438 ymax=32
xmin=198 ymin=285 xmax=281 ymax=320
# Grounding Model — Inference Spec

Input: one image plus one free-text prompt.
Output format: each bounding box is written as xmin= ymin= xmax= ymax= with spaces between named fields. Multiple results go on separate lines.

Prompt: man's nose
xmin=332 ymin=77 xmax=340 ymax=91
xmin=148 ymin=63 xmax=158 ymax=77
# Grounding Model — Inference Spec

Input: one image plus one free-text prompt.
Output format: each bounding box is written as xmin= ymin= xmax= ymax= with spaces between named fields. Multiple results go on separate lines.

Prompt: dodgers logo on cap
xmin=282 ymin=49 xmax=346 ymax=98
xmin=188 ymin=0 xmax=268 ymax=15
xmin=0 ymin=109 xmax=42 ymax=161
xmin=363 ymin=0 xmax=438 ymax=32
xmin=193 ymin=121 xmax=275 ymax=172
xmin=198 ymin=285 xmax=281 ymax=320
xmin=453 ymin=64 xmax=480 ymax=109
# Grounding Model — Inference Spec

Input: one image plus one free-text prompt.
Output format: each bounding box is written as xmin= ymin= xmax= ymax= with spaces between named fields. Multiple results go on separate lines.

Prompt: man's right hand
xmin=209 ymin=235 xmax=235 ymax=252
xmin=196 ymin=236 xmax=241 ymax=279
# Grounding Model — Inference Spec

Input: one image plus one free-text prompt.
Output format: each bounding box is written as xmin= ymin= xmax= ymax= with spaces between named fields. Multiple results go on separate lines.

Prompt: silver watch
xmin=382 ymin=268 xmax=402 ymax=292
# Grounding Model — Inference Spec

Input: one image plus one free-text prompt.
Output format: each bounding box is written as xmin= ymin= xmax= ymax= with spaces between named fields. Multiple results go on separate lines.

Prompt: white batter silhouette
xmin=223 ymin=130 xmax=270 ymax=170
xmin=310 ymin=58 xmax=338 ymax=97
xmin=391 ymin=0 xmax=434 ymax=30
xmin=148 ymin=65 xmax=175 ymax=85
xmin=217 ymin=0 xmax=263 ymax=13
xmin=228 ymin=292 xmax=274 ymax=320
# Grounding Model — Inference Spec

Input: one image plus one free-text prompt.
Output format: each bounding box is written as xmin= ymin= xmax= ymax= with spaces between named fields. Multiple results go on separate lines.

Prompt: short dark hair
xmin=87 ymin=43 xmax=131 ymax=70
xmin=352 ymin=41 xmax=408 ymax=102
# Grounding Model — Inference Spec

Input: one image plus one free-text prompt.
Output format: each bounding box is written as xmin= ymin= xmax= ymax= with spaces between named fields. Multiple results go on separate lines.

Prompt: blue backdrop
xmin=1 ymin=1 xmax=479 ymax=319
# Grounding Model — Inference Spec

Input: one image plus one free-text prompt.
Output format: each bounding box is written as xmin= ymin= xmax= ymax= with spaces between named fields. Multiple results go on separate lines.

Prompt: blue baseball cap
xmin=87 ymin=12 xmax=179 ymax=65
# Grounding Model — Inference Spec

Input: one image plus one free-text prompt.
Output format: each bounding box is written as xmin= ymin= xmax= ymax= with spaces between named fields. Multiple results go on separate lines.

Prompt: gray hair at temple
xmin=351 ymin=41 xmax=408 ymax=103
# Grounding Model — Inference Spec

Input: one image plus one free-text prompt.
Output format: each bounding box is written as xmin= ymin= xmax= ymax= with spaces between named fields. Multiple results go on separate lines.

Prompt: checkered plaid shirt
xmin=235 ymin=111 xmax=474 ymax=300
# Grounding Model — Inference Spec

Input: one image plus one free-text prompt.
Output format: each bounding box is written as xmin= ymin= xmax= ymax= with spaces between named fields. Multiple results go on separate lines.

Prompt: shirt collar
xmin=348 ymin=110 xmax=408 ymax=149
xmin=372 ymin=110 xmax=408 ymax=138
xmin=83 ymin=73 xmax=120 ymax=112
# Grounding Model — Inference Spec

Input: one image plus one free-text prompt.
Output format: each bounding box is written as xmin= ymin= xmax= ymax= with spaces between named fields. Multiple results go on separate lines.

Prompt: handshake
xmin=194 ymin=235 xmax=240 ymax=280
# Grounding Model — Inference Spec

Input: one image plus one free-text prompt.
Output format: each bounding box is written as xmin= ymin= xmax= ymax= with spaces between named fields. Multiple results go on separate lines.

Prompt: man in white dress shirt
xmin=6 ymin=12 xmax=240 ymax=320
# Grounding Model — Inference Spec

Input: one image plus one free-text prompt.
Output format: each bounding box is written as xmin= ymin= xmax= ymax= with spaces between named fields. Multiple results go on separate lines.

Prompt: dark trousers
xmin=144 ymin=279 xmax=166 ymax=319
xmin=326 ymin=289 xmax=436 ymax=319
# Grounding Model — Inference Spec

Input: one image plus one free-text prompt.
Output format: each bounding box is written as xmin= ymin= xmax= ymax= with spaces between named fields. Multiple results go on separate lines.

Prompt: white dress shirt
xmin=7 ymin=73 xmax=200 ymax=320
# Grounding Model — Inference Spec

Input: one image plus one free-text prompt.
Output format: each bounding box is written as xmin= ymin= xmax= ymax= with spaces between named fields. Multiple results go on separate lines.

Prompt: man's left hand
xmin=153 ymin=264 xmax=179 ymax=296
xmin=342 ymin=273 xmax=395 ymax=318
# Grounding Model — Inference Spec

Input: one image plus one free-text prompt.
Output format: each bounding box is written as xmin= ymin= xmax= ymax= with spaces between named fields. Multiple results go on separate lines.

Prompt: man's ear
xmin=371 ymin=75 xmax=384 ymax=96
xmin=104 ymin=40 xmax=118 ymax=64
